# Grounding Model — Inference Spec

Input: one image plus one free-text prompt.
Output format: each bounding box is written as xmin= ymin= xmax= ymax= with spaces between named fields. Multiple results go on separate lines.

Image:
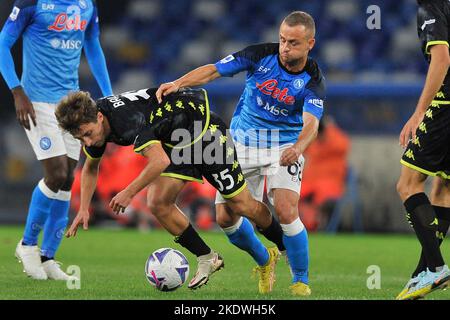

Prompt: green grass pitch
xmin=0 ymin=225 xmax=449 ymax=300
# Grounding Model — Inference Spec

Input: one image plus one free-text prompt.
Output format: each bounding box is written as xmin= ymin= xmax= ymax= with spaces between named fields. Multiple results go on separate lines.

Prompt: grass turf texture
xmin=0 ymin=225 xmax=449 ymax=300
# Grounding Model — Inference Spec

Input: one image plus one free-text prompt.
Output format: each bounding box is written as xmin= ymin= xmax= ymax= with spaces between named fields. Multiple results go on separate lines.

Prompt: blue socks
xmin=282 ymin=218 xmax=309 ymax=284
xmin=223 ymin=217 xmax=269 ymax=266
xmin=41 ymin=193 xmax=70 ymax=258
xmin=22 ymin=180 xmax=70 ymax=259
xmin=22 ymin=180 xmax=55 ymax=246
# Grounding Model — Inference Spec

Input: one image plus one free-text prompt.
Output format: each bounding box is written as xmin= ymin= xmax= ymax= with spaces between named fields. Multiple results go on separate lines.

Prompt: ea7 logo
xmin=42 ymin=3 xmax=55 ymax=10
xmin=421 ymin=19 xmax=436 ymax=31
xmin=9 ymin=7 xmax=20 ymax=21
xmin=308 ymin=98 xmax=323 ymax=109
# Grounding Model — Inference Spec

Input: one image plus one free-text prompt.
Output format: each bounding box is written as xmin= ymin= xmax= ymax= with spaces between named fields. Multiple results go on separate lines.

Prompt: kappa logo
xmin=9 ymin=6 xmax=20 ymax=21
xmin=421 ymin=19 xmax=436 ymax=31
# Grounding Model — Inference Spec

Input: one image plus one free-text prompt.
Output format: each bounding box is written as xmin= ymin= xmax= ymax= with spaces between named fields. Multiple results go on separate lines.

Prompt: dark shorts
xmin=401 ymin=102 xmax=450 ymax=179
xmin=161 ymin=112 xmax=247 ymax=198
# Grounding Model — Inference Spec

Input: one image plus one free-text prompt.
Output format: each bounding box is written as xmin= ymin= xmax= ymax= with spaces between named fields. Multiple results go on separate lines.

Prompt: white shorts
xmin=24 ymin=102 xmax=81 ymax=161
xmin=216 ymin=141 xmax=305 ymax=205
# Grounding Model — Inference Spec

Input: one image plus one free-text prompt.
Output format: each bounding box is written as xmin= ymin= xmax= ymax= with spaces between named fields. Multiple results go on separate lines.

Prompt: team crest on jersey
xmin=79 ymin=0 xmax=87 ymax=9
xmin=293 ymin=79 xmax=304 ymax=89
xmin=9 ymin=6 xmax=20 ymax=21
xmin=40 ymin=137 xmax=52 ymax=150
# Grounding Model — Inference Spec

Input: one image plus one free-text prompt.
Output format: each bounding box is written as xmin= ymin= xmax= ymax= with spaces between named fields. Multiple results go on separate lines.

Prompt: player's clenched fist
xmin=156 ymin=81 xmax=179 ymax=104
xmin=280 ymin=146 xmax=301 ymax=166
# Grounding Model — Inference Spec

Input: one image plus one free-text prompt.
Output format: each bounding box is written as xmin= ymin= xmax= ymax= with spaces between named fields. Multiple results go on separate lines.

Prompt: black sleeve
xmin=418 ymin=1 xmax=449 ymax=54
xmin=233 ymin=43 xmax=279 ymax=64
xmin=215 ymin=43 xmax=278 ymax=76
xmin=133 ymin=127 xmax=160 ymax=154
xmin=83 ymin=144 xmax=106 ymax=159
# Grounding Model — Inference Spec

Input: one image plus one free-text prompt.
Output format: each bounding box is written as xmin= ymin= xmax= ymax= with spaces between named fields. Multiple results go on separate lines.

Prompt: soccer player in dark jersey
xmin=56 ymin=88 xmax=285 ymax=290
xmin=157 ymin=11 xmax=325 ymax=296
xmin=396 ymin=0 xmax=450 ymax=300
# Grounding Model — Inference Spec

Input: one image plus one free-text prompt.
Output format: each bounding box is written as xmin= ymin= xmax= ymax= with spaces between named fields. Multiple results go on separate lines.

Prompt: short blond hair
xmin=55 ymin=91 xmax=98 ymax=136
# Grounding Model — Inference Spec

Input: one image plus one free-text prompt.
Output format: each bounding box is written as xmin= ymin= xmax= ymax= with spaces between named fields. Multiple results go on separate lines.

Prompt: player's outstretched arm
xmin=84 ymin=37 xmax=113 ymax=97
xmin=280 ymin=112 xmax=319 ymax=166
xmin=156 ymin=64 xmax=221 ymax=103
xmin=66 ymin=156 xmax=101 ymax=238
xmin=399 ymin=44 xmax=450 ymax=148
xmin=109 ymin=142 xmax=170 ymax=214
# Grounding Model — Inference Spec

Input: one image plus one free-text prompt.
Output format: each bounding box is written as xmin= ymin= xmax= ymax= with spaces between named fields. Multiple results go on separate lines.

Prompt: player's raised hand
xmin=399 ymin=111 xmax=424 ymax=148
xmin=156 ymin=81 xmax=179 ymax=104
xmin=280 ymin=146 xmax=301 ymax=166
xmin=66 ymin=209 xmax=90 ymax=238
xmin=12 ymin=86 xmax=36 ymax=130
xmin=109 ymin=189 xmax=134 ymax=215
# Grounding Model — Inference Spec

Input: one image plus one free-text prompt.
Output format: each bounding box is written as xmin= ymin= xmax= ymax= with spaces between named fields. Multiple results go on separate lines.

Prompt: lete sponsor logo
xmin=48 ymin=13 xmax=88 ymax=31
xmin=256 ymin=79 xmax=295 ymax=105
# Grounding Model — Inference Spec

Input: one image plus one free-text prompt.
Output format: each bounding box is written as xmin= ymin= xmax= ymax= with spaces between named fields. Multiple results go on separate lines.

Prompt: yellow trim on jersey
xmin=431 ymin=100 xmax=450 ymax=105
xmin=134 ymin=140 xmax=161 ymax=153
xmin=400 ymin=159 xmax=450 ymax=179
xmin=160 ymin=173 xmax=204 ymax=183
xmin=83 ymin=146 xmax=102 ymax=160
xmin=164 ymin=88 xmax=211 ymax=149
xmin=221 ymin=182 xmax=248 ymax=199
xmin=425 ymin=41 xmax=449 ymax=54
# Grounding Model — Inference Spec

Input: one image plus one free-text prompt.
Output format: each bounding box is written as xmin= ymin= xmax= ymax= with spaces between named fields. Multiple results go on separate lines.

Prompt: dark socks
xmin=41 ymin=255 xmax=53 ymax=263
xmin=404 ymin=193 xmax=445 ymax=272
xmin=174 ymin=223 xmax=211 ymax=257
xmin=257 ymin=215 xmax=286 ymax=252
xmin=412 ymin=206 xmax=450 ymax=277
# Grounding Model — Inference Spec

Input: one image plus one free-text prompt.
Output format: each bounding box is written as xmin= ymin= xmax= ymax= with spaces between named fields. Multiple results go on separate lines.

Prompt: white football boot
xmin=188 ymin=250 xmax=224 ymax=289
xmin=42 ymin=260 xmax=78 ymax=281
xmin=15 ymin=239 xmax=47 ymax=280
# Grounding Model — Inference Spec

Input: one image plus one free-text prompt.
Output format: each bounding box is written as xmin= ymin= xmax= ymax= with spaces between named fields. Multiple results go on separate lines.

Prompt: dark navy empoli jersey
xmin=417 ymin=0 xmax=450 ymax=100
xmin=215 ymin=43 xmax=326 ymax=147
xmin=83 ymin=88 xmax=210 ymax=159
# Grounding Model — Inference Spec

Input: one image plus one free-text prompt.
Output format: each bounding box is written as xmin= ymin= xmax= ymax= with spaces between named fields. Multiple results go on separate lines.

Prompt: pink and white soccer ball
xmin=145 ymin=248 xmax=190 ymax=291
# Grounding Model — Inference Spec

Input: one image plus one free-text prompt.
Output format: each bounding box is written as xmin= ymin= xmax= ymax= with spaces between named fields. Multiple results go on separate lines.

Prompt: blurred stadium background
xmin=0 ymin=0 xmax=429 ymax=233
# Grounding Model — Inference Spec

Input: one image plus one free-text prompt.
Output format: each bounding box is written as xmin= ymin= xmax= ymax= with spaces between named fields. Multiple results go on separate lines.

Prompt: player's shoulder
xmin=417 ymin=0 xmax=449 ymax=18
xmin=304 ymin=57 xmax=326 ymax=96
xmin=304 ymin=57 xmax=325 ymax=84
xmin=235 ymin=42 xmax=278 ymax=62
xmin=11 ymin=0 xmax=38 ymax=9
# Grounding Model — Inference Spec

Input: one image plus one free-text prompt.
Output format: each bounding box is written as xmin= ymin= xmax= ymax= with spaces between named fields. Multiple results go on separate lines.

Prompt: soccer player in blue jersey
xmin=157 ymin=11 xmax=325 ymax=296
xmin=0 ymin=0 xmax=112 ymax=280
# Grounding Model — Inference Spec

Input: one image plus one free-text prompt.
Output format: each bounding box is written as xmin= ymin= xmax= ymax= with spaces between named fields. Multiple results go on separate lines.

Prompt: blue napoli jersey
xmin=215 ymin=43 xmax=326 ymax=147
xmin=2 ymin=0 xmax=100 ymax=103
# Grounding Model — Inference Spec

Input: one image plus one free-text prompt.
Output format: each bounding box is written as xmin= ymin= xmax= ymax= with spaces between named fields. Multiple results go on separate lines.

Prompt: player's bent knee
xmin=45 ymin=169 xmax=70 ymax=191
xmin=275 ymin=204 xmax=298 ymax=224
xmin=147 ymin=196 xmax=173 ymax=218
xmin=226 ymin=198 xmax=256 ymax=220
xmin=215 ymin=204 xmax=237 ymax=228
